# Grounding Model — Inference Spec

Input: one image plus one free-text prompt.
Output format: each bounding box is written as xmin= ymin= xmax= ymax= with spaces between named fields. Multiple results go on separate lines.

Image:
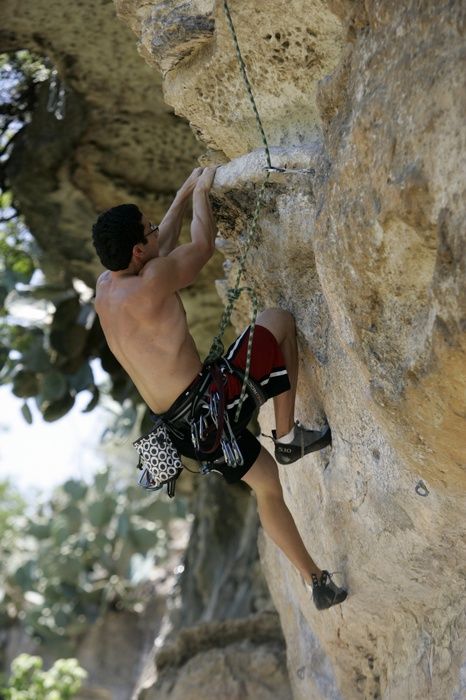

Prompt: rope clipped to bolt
xmin=206 ymin=0 xmax=273 ymax=421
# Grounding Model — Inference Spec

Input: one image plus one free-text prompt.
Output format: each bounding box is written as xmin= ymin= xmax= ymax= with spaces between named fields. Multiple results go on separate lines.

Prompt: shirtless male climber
xmin=92 ymin=166 xmax=347 ymax=611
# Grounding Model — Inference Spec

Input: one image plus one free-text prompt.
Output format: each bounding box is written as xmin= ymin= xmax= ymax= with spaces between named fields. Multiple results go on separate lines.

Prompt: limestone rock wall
xmin=117 ymin=1 xmax=466 ymax=699
xmin=141 ymin=613 xmax=291 ymax=700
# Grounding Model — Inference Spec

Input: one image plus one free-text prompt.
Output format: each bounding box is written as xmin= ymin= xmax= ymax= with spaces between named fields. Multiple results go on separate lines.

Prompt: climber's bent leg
xmin=256 ymin=309 xmax=332 ymax=463
xmin=256 ymin=308 xmax=298 ymax=438
xmin=241 ymin=446 xmax=321 ymax=583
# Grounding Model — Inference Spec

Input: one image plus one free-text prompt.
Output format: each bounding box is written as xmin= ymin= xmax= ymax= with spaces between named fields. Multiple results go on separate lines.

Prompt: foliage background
xmin=0 ymin=51 xmax=194 ymax=688
xmin=0 ymin=466 xmax=186 ymax=649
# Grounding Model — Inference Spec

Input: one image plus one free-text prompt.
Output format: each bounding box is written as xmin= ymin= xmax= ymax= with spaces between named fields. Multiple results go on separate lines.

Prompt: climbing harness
xmin=135 ymin=356 xmax=268 ymax=496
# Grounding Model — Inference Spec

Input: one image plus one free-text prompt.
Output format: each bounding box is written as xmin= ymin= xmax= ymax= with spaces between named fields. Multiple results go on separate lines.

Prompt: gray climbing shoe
xmin=273 ymin=422 xmax=331 ymax=464
xmin=312 ymin=570 xmax=347 ymax=610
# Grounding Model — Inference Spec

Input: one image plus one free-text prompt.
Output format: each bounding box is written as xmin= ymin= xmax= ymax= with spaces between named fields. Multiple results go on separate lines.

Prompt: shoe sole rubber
xmin=275 ymin=426 xmax=332 ymax=465
xmin=314 ymin=588 xmax=347 ymax=611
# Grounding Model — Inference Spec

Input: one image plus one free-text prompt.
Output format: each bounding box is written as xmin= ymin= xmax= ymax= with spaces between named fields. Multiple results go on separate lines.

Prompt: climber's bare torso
xmin=94 ymin=167 xmax=216 ymax=414
xmin=95 ymin=270 xmax=203 ymax=414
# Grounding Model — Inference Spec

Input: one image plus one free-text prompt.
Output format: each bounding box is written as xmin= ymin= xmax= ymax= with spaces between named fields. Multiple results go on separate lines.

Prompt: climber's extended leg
xmin=242 ymin=446 xmax=347 ymax=610
xmin=256 ymin=308 xmax=331 ymax=464
xmin=241 ymin=445 xmax=321 ymax=581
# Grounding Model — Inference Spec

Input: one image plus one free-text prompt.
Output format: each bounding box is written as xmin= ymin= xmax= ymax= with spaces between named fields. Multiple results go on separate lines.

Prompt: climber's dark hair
xmin=92 ymin=203 xmax=145 ymax=271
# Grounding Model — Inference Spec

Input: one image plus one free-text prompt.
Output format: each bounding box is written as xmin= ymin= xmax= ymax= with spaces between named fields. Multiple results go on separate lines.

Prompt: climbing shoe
xmin=273 ymin=422 xmax=331 ymax=465
xmin=311 ymin=571 xmax=347 ymax=611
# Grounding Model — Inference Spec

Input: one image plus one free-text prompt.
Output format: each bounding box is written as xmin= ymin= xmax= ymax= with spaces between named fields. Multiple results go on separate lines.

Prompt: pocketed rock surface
xmin=116 ymin=1 xmax=466 ymax=699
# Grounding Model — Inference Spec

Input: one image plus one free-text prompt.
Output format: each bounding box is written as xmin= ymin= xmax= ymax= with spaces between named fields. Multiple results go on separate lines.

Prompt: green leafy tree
xmin=0 ymin=466 xmax=178 ymax=649
xmin=0 ymin=480 xmax=26 ymax=633
xmin=0 ymin=479 xmax=25 ymax=539
xmin=1 ymin=654 xmax=87 ymax=699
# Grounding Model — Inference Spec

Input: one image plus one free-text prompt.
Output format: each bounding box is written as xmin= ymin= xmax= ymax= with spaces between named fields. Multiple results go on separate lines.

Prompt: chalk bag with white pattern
xmin=133 ymin=419 xmax=182 ymax=498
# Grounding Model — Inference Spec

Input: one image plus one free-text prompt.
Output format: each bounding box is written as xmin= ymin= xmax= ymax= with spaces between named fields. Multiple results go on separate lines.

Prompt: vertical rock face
xmin=116 ymin=1 xmax=466 ymax=698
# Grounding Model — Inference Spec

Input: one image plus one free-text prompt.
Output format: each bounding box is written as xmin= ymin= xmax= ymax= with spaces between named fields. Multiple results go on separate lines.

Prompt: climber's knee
xmin=241 ymin=446 xmax=283 ymax=499
xmin=256 ymin=308 xmax=296 ymax=345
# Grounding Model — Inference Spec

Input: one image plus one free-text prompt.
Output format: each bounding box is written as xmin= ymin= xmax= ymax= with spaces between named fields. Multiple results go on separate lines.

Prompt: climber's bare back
xmin=93 ymin=166 xmax=216 ymax=414
xmin=95 ymin=270 xmax=202 ymax=414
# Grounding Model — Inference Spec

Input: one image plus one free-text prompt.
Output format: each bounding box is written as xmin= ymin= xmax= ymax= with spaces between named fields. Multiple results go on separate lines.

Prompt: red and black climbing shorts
xmin=160 ymin=324 xmax=290 ymax=483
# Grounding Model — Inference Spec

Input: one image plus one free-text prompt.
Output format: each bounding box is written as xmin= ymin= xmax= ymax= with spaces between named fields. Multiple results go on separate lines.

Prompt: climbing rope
xmin=222 ymin=2 xmax=316 ymax=176
xmin=222 ymin=0 xmax=272 ymax=170
xmin=206 ymin=0 xmax=274 ymax=421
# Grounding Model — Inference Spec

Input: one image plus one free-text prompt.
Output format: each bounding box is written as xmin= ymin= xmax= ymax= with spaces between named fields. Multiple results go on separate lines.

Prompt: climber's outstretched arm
xmin=190 ymin=167 xmax=217 ymax=251
xmin=158 ymin=167 xmax=205 ymax=256
xmin=134 ymin=167 xmax=217 ymax=298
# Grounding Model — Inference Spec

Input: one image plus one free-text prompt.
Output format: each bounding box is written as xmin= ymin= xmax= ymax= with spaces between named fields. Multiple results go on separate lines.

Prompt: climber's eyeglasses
xmin=144 ymin=222 xmax=159 ymax=240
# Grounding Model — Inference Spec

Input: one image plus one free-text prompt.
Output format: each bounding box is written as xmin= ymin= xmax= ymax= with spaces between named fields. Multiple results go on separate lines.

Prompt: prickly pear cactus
xmin=0 ymin=466 xmax=183 ymax=647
